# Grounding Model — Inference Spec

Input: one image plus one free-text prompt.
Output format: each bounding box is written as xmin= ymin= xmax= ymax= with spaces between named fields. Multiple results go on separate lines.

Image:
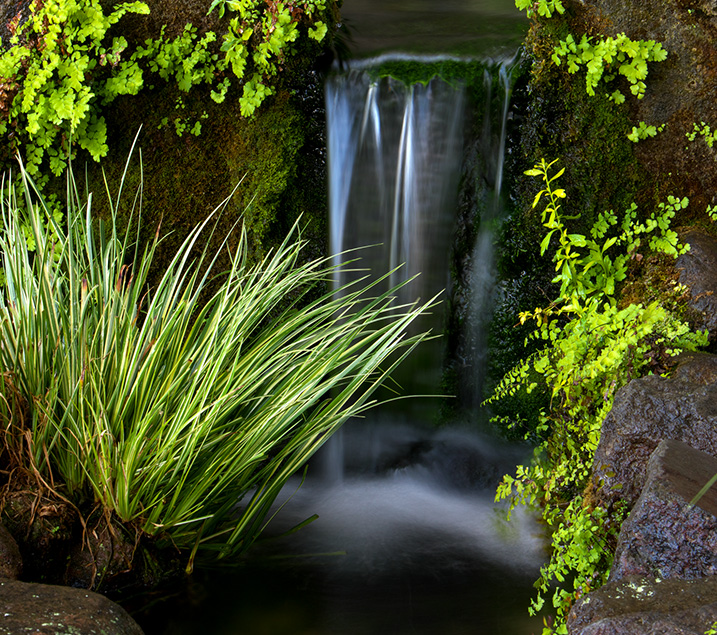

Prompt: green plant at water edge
xmin=487 ymin=159 xmax=707 ymax=634
xmin=0 ymin=0 xmax=332 ymax=176
xmin=0 ymin=156 xmax=436 ymax=569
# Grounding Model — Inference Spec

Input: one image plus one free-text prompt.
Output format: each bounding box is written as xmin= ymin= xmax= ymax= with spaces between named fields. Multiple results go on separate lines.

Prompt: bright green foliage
xmin=686 ymin=121 xmax=717 ymax=148
xmin=628 ymin=121 xmax=665 ymax=143
xmin=209 ymin=0 xmax=329 ymax=116
xmin=515 ymin=0 xmax=565 ymax=19
xmin=685 ymin=122 xmax=717 ymax=223
xmin=488 ymin=159 xmax=707 ymax=634
xmin=133 ymin=24 xmax=225 ymax=94
xmin=706 ymin=621 xmax=717 ymax=635
xmin=514 ymin=1 xmax=667 ymax=104
xmin=0 ymin=159 xmax=435 ymax=566
xmin=0 ymin=0 xmax=332 ymax=175
xmin=0 ymin=0 xmax=150 ymax=175
xmin=551 ymin=33 xmax=667 ymax=103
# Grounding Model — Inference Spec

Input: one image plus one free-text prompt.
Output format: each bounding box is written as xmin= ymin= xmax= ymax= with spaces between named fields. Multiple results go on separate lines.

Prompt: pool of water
xmin=132 ymin=423 xmax=545 ymax=635
xmin=339 ymin=0 xmax=527 ymax=59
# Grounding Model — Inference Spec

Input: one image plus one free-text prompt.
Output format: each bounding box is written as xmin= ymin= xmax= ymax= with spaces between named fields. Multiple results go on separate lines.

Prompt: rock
xmin=591 ymin=353 xmax=717 ymax=512
xmin=578 ymin=0 xmax=717 ymax=208
xmin=0 ymin=524 xmax=21 ymax=580
xmin=64 ymin=516 xmax=137 ymax=591
xmin=610 ymin=439 xmax=717 ymax=581
xmin=677 ymin=228 xmax=717 ymax=340
xmin=0 ymin=578 xmax=144 ymax=634
xmin=567 ymin=574 xmax=717 ymax=635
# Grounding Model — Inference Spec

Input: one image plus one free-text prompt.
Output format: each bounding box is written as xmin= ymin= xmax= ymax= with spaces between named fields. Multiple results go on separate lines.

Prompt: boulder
xmin=567 ymin=575 xmax=717 ymax=635
xmin=610 ymin=439 xmax=717 ymax=581
xmin=0 ymin=524 xmax=21 ymax=580
xmin=591 ymin=352 xmax=717 ymax=512
xmin=677 ymin=228 xmax=717 ymax=340
xmin=0 ymin=579 xmax=144 ymax=634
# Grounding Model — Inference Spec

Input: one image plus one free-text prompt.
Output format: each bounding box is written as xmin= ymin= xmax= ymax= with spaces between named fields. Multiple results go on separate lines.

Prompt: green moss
xmin=67 ymin=67 xmax=326 ymax=297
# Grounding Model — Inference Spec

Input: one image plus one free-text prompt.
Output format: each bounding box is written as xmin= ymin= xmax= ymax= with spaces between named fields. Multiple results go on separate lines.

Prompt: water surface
xmin=339 ymin=0 xmax=527 ymax=59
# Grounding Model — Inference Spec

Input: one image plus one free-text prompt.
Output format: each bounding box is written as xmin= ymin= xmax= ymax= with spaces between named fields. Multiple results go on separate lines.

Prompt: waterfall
xmin=466 ymin=61 xmax=515 ymax=409
xmin=322 ymin=57 xmax=516 ymax=482
xmin=326 ymin=69 xmax=465 ymax=311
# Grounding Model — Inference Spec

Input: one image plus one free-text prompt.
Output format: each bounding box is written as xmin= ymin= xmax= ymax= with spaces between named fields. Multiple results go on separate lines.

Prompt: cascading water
xmin=264 ymin=56 xmax=546 ymax=635
xmin=466 ymin=62 xmax=514 ymax=408
xmin=320 ymin=65 xmax=467 ymax=482
xmin=135 ymin=56 xmax=544 ymax=635
xmin=326 ymin=66 xmax=464 ymax=309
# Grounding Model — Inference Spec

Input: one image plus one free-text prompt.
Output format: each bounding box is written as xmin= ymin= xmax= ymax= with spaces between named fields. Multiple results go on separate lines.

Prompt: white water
xmin=273 ymin=423 xmax=543 ymax=576
xmin=326 ymin=67 xmax=465 ymax=309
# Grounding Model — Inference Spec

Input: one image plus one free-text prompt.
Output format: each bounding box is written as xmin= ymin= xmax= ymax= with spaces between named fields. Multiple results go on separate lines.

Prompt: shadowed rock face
xmin=610 ymin=439 xmax=717 ymax=581
xmin=0 ymin=524 xmax=21 ymax=580
xmin=567 ymin=574 xmax=717 ymax=635
xmin=0 ymin=579 xmax=145 ymax=635
xmin=677 ymin=229 xmax=717 ymax=341
xmin=591 ymin=353 xmax=717 ymax=513
xmin=579 ymin=0 xmax=717 ymax=208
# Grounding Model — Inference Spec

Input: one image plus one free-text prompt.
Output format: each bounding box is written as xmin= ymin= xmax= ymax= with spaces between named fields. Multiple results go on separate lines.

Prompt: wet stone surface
xmin=568 ymin=574 xmax=717 ymax=635
xmin=591 ymin=352 xmax=717 ymax=513
xmin=0 ymin=524 xmax=21 ymax=580
xmin=677 ymin=228 xmax=717 ymax=341
xmin=0 ymin=579 xmax=144 ymax=635
xmin=610 ymin=439 xmax=717 ymax=581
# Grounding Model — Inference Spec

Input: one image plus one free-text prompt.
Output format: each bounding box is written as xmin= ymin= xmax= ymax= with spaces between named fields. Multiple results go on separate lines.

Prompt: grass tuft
xmin=0 ymin=156 xmax=436 ymax=568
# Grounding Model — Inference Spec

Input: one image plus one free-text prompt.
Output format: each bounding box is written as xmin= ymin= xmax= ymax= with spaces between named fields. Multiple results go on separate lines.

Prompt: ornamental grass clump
xmin=0 ymin=158 xmax=436 ymax=574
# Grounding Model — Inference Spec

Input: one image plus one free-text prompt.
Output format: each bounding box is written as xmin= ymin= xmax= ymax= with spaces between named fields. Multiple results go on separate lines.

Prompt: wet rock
xmin=2 ymin=488 xmax=77 ymax=584
xmin=677 ymin=228 xmax=717 ymax=340
xmin=567 ymin=574 xmax=717 ymax=635
xmin=578 ymin=0 xmax=717 ymax=208
xmin=0 ymin=524 xmax=21 ymax=580
xmin=610 ymin=439 xmax=717 ymax=581
xmin=0 ymin=578 xmax=144 ymax=634
xmin=591 ymin=352 xmax=717 ymax=512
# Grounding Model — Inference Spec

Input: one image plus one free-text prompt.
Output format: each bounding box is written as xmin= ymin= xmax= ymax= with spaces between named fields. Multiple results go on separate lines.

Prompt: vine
xmin=488 ymin=159 xmax=707 ymax=634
